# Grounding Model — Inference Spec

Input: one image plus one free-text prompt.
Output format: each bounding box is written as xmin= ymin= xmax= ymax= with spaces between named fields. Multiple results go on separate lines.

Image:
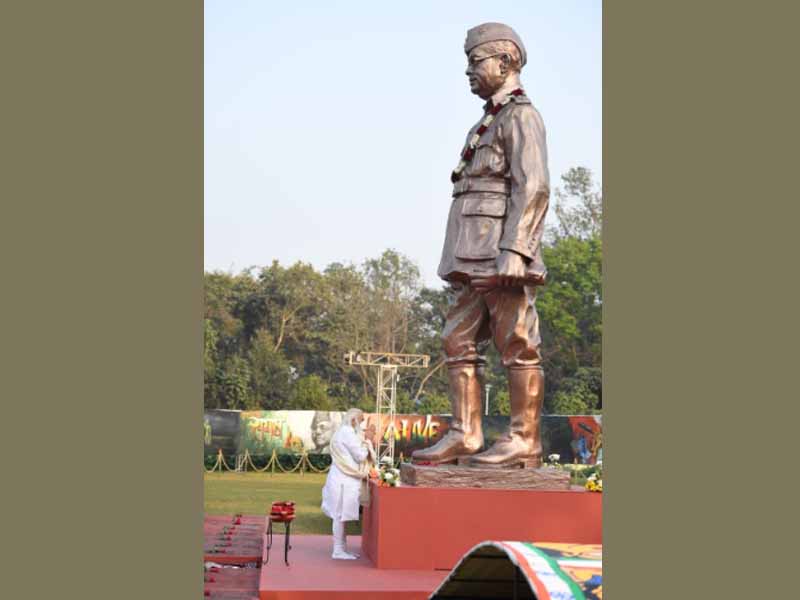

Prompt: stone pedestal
xmin=400 ymin=462 xmax=571 ymax=490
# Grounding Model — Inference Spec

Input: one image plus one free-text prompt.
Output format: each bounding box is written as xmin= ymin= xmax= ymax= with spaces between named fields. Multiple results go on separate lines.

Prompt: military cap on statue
xmin=464 ymin=22 xmax=527 ymax=67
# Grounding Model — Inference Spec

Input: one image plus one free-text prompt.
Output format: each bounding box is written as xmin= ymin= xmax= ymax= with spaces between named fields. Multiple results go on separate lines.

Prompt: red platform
xmin=258 ymin=535 xmax=447 ymax=600
xmin=362 ymin=480 xmax=602 ymax=570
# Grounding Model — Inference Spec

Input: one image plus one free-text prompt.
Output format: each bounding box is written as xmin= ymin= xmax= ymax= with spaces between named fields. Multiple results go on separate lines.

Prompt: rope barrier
xmin=302 ymin=453 xmax=331 ymax=474
xmin=204 ymin=450 xmax=221 ymax=473
xmin=273 ymin=452 xmax=305 ymax=473
xmin=205 ymin=450 xmax=592 ymax=477
xmin=204 ymin=448 xmax=397 ymax=475
xmin=243 ymin=449 xmax=273 ymax=473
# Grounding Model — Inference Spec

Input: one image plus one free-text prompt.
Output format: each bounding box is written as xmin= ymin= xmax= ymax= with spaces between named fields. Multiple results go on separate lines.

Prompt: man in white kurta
xmin=321 ymin=408 xmax=375 ymax=559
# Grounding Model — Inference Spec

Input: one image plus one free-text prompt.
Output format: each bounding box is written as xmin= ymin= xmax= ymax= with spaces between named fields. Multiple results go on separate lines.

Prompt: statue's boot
xmin=411 ymin=365 xmax=484 ymax=464
xmin=469 ymin=367 xmax=544 ymax=468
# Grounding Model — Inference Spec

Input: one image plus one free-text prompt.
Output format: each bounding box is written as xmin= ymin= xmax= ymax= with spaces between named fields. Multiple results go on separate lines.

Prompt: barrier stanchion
xmin=218 ymin=449 xmax=235 ymax=472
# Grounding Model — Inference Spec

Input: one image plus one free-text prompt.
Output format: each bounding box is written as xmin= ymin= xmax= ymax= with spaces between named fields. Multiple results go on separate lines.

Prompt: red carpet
xmin=204 ymin=516 xmax=448 ymax=599
xmin=259 ymin=535 xmax=448 ymax=600
xmin=205 ymin=515 xmax=265 ymax=564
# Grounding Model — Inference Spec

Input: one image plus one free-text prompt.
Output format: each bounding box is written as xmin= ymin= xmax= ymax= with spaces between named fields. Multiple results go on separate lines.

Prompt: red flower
xmin=476 ymin=125 xmax=487 ymax=135
xmin=511 ymin=88 xmax=524 ymax=96
xmin=463 ymin=148 xmax=474 ymax=160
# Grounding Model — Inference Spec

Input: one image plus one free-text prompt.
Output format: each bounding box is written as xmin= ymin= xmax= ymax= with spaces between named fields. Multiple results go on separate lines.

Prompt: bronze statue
xmin=412 ymin=23 xmax=550 ymax=469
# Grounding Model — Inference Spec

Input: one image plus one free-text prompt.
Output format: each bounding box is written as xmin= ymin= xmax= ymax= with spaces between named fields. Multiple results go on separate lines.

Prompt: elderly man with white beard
xmin=320 ymin=408 xmax=376 ymax=560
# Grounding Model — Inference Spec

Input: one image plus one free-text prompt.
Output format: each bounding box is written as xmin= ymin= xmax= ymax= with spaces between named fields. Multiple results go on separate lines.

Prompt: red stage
xmin=206 ymin=478 xmax=602 ymax=599
xmin=258 ymin=535 xmax=447 ymax=600
xmin=362 ymin=480 xmax=602 ymax=570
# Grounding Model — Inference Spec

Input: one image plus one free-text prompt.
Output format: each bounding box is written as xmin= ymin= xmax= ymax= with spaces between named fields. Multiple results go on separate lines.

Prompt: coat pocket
xmin=471 ymin=141 xmax=505 ymax=175
xmin=454 ymin=193 xmax=507 ymax=260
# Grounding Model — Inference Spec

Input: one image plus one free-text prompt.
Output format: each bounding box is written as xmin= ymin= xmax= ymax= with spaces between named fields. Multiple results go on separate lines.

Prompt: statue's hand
xmin=472 ymin=252 xmax=528 ymax=293
xmin=496 ymin=251 xmax=527 ymax=286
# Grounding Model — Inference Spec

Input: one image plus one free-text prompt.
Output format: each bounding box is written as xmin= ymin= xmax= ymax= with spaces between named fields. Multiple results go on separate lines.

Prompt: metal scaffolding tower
xmin=344 ymin=351 xmax=430 ymax=463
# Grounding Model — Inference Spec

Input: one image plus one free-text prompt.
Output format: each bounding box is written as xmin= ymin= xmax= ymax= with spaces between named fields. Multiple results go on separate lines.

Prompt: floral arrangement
xmin=585 ymin=462 xmax=603 ymax=492
xmin=545 ymin=453 xmax=562 ymax=468
xmin=376 ymin=456 xmax=401 ymax=487
xmin=451 ymin=88 xmax=524 ymax=183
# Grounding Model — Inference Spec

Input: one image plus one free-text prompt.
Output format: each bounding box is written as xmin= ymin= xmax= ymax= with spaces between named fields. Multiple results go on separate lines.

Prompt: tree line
xmin=204 ymin=167 xmax=602 ymax=415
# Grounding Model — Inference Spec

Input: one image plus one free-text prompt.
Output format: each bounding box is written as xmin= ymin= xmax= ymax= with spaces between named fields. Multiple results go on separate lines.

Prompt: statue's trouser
xmin=411 ymin=281 xmax=543 ymax=465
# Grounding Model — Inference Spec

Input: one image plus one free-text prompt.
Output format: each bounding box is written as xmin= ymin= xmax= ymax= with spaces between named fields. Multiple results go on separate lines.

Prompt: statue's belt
xmin=452 ymin=177 xmax=510 ymax=196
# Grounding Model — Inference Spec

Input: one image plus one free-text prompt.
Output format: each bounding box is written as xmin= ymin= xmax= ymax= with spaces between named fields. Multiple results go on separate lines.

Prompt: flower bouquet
xmin=585 ymin=462 xmax=603 ymax=492
xmin=377 ymin=456 xmax=401 ymax=487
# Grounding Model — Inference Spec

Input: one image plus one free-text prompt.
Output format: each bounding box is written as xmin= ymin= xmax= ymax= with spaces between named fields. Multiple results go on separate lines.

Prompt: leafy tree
xmin=549 ymin=390 xmax=590 ymax=415
xmin=252 ymin=261 xmax=325 ymax=357
xmin=202 ymin=167 xmax=602 ymax=416
xmin=416 ymin=392 xmax=451 ymax=415
xmin=551 ymin=166 xmax=602 ymax=240
xmin=406 ymin=286 xmax=451 ymax=402
xmin=546 ymin=367 xmax=601 ymax=414
xmin=216 ymin=354 xmax=254 ymax=410
xmin=540 ymin=237 xmax=601 ymax=354
xmin=287 ymin=375 xmax=332 ymax=411
xmin=489 ymin=389 xmax=511 ymax=416
xmin=362 ymin=249 xmax=421 ymax=354
xmin=313 ymin=262 xmax=373 ymax=400
xmin=537 ymin=235 xmax=602 ymax=408
xmin=535 ymin=166 xmax=603 ymax=412
xmin=248 ymin=329 xmax=292 ymax=410
xmin=393 ymin=389 xmax=417 ymax=414
xmin=203 ymin=318 xmax=219 ymax=407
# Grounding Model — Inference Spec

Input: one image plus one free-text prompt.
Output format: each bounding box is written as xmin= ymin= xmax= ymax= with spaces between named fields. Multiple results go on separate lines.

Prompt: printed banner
xmin=364 ymin=413 xmax=449 ymax=457
xmin=204 ymin=410 xmax=602 ymax=464
xmin=239 ymin=410 xmax=343 ymax=457
xmin=204 ymin=409 xmax=240 ymax=456
xmin=568 ymin=416 xmax=603 ymax=465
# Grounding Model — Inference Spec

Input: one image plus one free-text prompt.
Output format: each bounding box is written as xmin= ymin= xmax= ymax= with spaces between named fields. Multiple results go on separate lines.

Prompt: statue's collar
xmin=483 ymin=87 xmax=530 ymax=112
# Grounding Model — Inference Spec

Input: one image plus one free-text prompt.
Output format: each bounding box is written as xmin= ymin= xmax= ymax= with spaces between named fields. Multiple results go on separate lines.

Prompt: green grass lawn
xmin=204 ymin=472 xmax=361 ymax=535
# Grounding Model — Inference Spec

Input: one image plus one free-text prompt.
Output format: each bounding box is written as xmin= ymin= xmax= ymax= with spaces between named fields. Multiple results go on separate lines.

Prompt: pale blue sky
xmin=205 ymin=1 xmax=601 ymax=288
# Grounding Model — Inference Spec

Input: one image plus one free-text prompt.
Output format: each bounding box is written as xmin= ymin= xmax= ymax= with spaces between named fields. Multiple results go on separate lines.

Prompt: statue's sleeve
xmin=499 ymin=105 xmax=550 ymax=260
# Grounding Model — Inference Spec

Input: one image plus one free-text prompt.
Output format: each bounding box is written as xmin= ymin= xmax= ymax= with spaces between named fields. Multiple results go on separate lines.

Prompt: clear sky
xmin=205 ymin=1 xmax=601 ymax=288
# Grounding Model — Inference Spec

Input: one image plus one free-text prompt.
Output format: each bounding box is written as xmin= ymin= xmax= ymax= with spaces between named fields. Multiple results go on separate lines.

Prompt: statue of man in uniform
xmin=412 ymin=23 xmax=550 ymax=468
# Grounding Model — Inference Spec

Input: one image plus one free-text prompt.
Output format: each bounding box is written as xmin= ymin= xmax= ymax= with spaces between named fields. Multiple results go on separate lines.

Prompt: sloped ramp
xmin=429 ymin=541 xmax=602 ymax=600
